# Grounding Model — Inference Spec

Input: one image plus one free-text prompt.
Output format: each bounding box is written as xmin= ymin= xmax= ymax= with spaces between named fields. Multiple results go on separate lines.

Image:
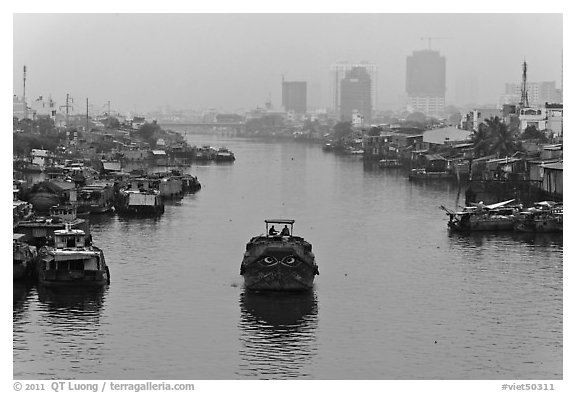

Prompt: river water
xmin=13 ymin=130 xmax=563 ymax=380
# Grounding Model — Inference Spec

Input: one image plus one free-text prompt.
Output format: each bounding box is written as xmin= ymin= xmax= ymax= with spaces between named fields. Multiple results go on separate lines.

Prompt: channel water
xmin=13 ymin=130 xmax=563 ymax=379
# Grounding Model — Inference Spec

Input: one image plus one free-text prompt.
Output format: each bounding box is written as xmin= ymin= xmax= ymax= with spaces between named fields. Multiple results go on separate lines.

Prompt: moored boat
xmin=15 ymin=205 xmax=90 ymax=247
xmin=378 ymin=159 xmax=403 ymax=168
xmin=409 ymin=168 xmax=452 ymax=180
xmin=240 ymin=219 xmax=318 ymax=291
xmin=76 ymin=183 xmax=115 ymax=214
xmin=37 ymin=224 xmax=110 ymax=288
xmin=215 ymin=147 xmax=236 ymax=162
xmin=115 ymin=188 xmax=164 ymax=216
xmin=514 ymin=201 xmax=563 ymax=233
xmin=13 ymin=234 xmax=37 ymax=280
xmin=195 ymin=145 xmax=217 ymax=161
xmin=442 ymin=199 xmax=521 ymax=232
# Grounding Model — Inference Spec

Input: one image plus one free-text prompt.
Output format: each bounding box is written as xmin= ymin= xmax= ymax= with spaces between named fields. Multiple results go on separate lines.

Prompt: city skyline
xmin=12 ymin=13 xmax=563 ymax=115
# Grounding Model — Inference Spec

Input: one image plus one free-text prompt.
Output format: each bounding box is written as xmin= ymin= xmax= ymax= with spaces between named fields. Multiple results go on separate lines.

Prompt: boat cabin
xmin=49 ymin=205 xmax=77 ymax=222
xmin=265 ymin=219 xmax=295 ymax=237
xmin=53 ymin=226 xmax=89 ymax=249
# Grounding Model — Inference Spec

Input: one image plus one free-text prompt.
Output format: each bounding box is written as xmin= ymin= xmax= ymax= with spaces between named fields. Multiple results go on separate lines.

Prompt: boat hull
xmin=449 ymin=216 xmax=516 ymax=232
xmin=13 ymin=262 xmax=30 ymax=280
xmin=115 ymin=190 xmax=164 ymax=216
xmin=241 ymin=237 xmax=318 ymax=291
xmin=37 ymin=246 xmax=110 ymax=288
xmin=38 ymin=270 xmax=109 ymax=288
xmin=514 ymin=218 xmax=563 ymax=233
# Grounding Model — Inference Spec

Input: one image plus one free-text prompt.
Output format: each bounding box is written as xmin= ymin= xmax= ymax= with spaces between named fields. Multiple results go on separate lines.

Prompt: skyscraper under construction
xmin=406 ymin=50 xmax=446 ymax=118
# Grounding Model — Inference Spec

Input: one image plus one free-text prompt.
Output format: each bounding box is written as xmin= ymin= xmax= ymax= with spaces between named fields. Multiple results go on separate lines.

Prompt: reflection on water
xmin=14 ymin=286 xmax=108 ymax=380
xmin=37 ymin=285 xmax=107 ymax=315
xmin=237 ymin=290 xmax=318 ymax=379
xmin=13 ymin=282 xmax=34 ymax=322
xmin=448 ymin=230 xmax=564 ymax=248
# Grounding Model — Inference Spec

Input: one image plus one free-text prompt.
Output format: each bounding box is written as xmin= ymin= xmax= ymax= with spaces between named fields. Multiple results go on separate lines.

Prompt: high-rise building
xmin=281 ymin=80 xmax=307 ymax=114
xmin=339 ymin=66 xmax=372 ymax=123
xmin=330 ymin=62 xmax=377 ymax=118
xmin=406 ymin=50 xmax=446 ymax=118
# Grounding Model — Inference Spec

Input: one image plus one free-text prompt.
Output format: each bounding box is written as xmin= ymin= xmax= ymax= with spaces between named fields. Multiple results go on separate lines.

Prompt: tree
xmin=367 ymin=126 xmax=381 ymax=137
xmin=448 ymin=112 xmax=462 ymax=126
xmin=107 ymin=117 xmax=121 ymax=129
xmin=485 ymin=116 xmax=519 ymax=158
xmin=137 ymin=123 xmax=161 ymax=142
xmin=406 ymin=112 xmax=426 ymax=124
xmin=333 ymin=121 xmax=353 ymax=141
xmin=520 ymin=125 xmax=549 ymax=142
xmin=472 ymin=116 xmax=521 ymax=158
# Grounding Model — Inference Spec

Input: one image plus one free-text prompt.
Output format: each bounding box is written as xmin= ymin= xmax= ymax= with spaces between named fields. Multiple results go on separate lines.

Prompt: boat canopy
xmin=265 ymin=219 xmax=295 ymax=225
xmin=264 ymin=219 xmax=295 ymax=236
xmin=13 ymin=233 xmax=27 ymax=241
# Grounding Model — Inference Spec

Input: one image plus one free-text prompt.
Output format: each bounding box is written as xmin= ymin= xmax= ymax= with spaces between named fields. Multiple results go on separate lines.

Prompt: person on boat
xmin=268 ymin=226 xmax=278 ymax=236
xmin=280 ymin=225 xmax=290 ymax=236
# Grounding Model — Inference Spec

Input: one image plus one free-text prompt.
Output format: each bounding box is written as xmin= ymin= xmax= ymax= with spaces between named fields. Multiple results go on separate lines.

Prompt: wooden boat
xmin=514 ymin=201 xmax=563 ymax=233
xmin=37 ymin=224 xmax=110 ymax=288
xmin=442 ymin=199 xmax=521 ymax=232
xmin=322 ymin=143 xmax=335 ymax=152
xmin=169 ymin=170 xmax=201 ymax=193
xmin=180 ymin=174 xmax=201 ymax=193
xmin=240 ymin=219 xmax=318 ymax=291
xmin=378 ymin=159 xmax=403 ymax=168
xmin=15 ymin=205 xmax=90 ymax=247
xmin=409 ymin=168 xmax=452 ymax=180
xmin=76 ymin=183 xmax=115 ymax=214
xmin=147 ymin=174 xmax=184 ymax=200
xmin=13 ymin=234 xmax=37 ymax=280
xmin=214 ymin=147 xmax=236 ymax=162
xmin=115 ymin=188 xmax=164 ymax=216
xmin=195 ymin=145 xmax=217 ymax=161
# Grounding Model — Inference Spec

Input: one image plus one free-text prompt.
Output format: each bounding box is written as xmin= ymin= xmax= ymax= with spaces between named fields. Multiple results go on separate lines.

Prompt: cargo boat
xmin=37 ymin=224 xmax=110 ymax=288
xmin=240 ymin=219 xmax=318 ymax=291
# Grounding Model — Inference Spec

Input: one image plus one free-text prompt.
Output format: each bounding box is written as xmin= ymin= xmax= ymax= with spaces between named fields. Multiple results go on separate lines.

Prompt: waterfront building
xmin=543 ymin=103 xmax=563 ymax=138
xmin=339 ymin=66 xmax=373 ymax=123
xmin=406 ymin=50 xmax=446 ymax=118
xmin=281 ymin=80 xmax=307 ymax=114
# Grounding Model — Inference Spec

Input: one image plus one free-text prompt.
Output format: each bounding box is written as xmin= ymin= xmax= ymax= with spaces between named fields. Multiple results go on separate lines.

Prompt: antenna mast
xmin=60 ymin=94 xmax=73 ymax=128
xmin=520 ymin=60 xmax=529 ymax=108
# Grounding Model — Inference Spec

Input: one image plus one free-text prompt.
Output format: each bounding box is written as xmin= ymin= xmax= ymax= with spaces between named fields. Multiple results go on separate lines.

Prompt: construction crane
xmin=420 ymin=36 xmax=449 ymax=50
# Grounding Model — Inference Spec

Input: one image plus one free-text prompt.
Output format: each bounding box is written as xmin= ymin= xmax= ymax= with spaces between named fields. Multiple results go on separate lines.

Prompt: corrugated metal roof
xmin=425 ymin=154 xmax=447 ymax=161
xmin=541 ymin=162 xmax=563 ymax=170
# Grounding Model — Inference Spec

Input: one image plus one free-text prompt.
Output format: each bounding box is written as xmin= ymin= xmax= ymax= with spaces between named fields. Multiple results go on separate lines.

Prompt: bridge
xmin=158 ymin=122 xmax=245 ymax=127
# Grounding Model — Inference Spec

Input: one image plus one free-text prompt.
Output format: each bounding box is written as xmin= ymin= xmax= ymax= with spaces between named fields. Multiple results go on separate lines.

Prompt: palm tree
xmin=471 ymin=116 xmax=520 ymax=158
xmin=484 ymin=116 xmax=519 ymax=158
xmin=471 ymin=123 xmax=493 ymax=158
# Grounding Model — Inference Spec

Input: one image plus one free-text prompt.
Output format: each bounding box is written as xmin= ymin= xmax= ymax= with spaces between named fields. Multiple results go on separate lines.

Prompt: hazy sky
xmin=13 ymin=13 xmax=563 ymax=115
